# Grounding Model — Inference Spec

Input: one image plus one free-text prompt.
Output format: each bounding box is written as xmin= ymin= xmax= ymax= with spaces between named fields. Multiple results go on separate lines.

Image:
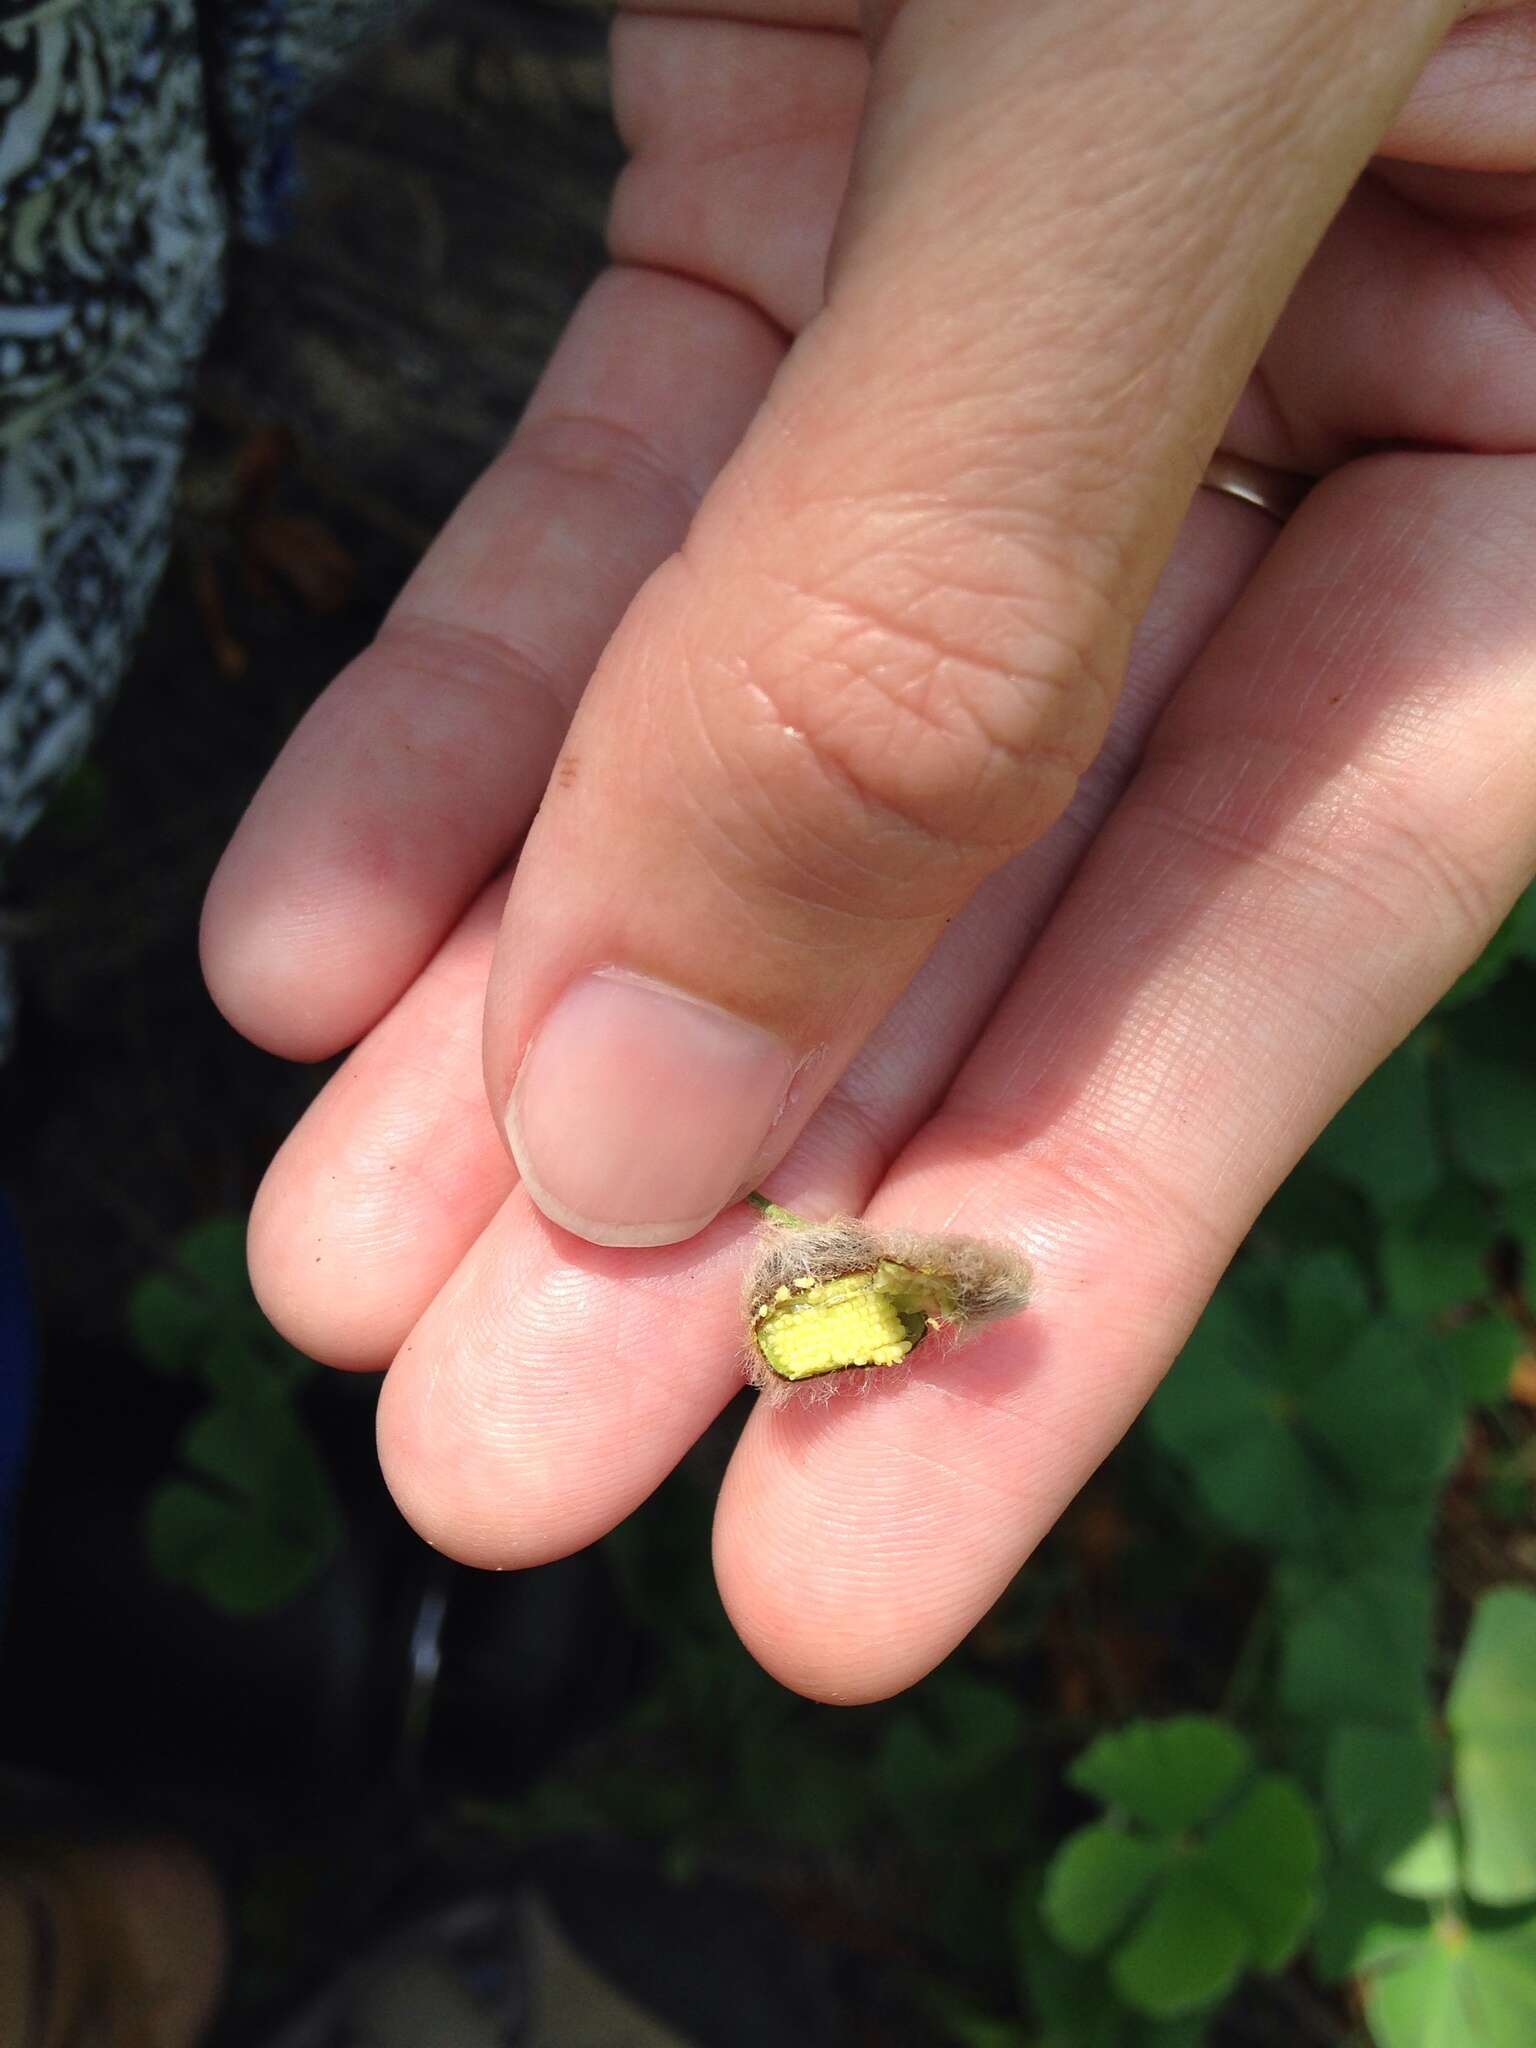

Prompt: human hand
xmin=203 ymin=0 xmax=1536 ymax=1699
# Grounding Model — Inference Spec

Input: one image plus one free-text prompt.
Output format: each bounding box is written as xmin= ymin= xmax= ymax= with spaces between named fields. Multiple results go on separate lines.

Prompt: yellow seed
xmin=752 ymin=1269 xmax=924 ymax=1381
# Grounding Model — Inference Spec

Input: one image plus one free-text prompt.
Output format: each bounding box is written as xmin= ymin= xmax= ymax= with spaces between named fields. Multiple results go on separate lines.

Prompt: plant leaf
xmin=1364 ymin=1914 xmax=1536 ymax=2048
xmin=1015 ymin=1891 xmax=1210 ymax=2048
xmin=127 ymin=1273 xmax=213 ymax=1375
xmin=1282 ymin=1251 xmax=1373 ymax=1382
xmin=145 ymin=1396 xmax=341 ymax=1616
xmin=1199 ymin=1775 xmax=1321 ymax=1969
xmin=1447 ymin=1589 xmax=1536 ymax=1906
xmin=1312 ymin=1867 xmax=1431 ymax=1985
xmin=145 ymin=1481 xmax=324 ymax=1616
xmin=1110 ymin=1867 xmax=1248 ymax=2019
xmin=1304 ymin=1322 xmax=1463 ymax=1504
xmin=1443 ymin=1050 xmax=1536 ymax=1192
xmin=1043 ymin=1825 xmax=1166 ymax=1959
xmin=1067 ymin=1718 xmax=1251 ymax=1834
xmin=1324 ymin=1725 xmax=1452 ymax=1897
xmin=1148 ymin=1268 xmax=1457 ymax=1564
xmin=1279 ymin=1568 xmax=1433 ymax=1727
xmin=1312 ymin=1036 xmax=1441 ymax=1211
xmin=1379 ymin=1183 xmax=1496 ymax=1318
xmin=1446 ymin=1317 xmax=1525 ymax=1407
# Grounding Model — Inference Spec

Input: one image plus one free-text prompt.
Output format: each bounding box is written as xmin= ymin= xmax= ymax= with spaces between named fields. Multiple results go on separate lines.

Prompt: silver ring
xmin=1200 ymin=449 xmax=1314 ymax=524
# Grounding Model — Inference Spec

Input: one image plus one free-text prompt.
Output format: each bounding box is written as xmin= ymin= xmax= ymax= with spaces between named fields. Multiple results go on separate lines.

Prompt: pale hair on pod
xmin=742 ymin=1210 xmax=1033 ymax=1405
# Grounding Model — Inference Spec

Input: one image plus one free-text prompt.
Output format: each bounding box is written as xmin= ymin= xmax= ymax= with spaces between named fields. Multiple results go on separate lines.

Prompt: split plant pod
xmin=743 ymin=1194 xmax=1032 ymax=1401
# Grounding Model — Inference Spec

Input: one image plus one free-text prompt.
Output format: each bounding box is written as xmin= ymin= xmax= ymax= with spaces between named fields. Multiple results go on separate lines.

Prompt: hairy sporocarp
xmin=743 ymin=1196 xmax=1032 ymax=1397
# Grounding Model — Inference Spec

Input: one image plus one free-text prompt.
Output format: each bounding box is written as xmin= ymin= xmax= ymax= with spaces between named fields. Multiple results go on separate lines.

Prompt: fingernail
xmin=505 ymin=968 xmax=797 ymax=1247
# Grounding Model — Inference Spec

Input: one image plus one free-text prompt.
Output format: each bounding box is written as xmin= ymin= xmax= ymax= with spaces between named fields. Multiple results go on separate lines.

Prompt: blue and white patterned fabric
xmin=0 ymin=0 xmax=406 ymax=1057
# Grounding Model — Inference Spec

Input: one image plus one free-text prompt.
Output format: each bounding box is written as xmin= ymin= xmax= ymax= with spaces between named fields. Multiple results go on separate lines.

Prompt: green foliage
xmin=1312 ymin=1032 xmax=1442 ymax=1209
xmin=128 ymin=1217 xmax=341 ymax=1614
xmin=1324 ymin=1726 xmax=1455 ymax=1900
xmin=1310 ymin=1586 xmax=1536 ymax=2048
xmin=1015 ymin=1885 xmax=1209 ymax=2048
xmin=1041 ymin=1718 xmax=1321 ymax=2020
xmin=1443 ymin=1052 xmax=1536 ymax=1192
xmin=1277 ymin=1566 xmax=1435 ymax=1729
xmin=1146 ymin=1257 xmax=1462 ymax=1565
xmin=1447 ymin=1590 xmax=1536 ymax=1907
xmin=1363 ymin=1907 xmax=1536 ymax=2048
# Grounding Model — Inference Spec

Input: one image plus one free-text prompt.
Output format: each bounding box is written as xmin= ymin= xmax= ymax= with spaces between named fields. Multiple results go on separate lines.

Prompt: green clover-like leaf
xmin=1312 ymin=1865 xmax=1433 ymax=1986
xmin=1324 ymin=1725 xmax=1456 ymax=1900
xmin=1067 ymin=1717 xmax=1251 ymax=1834
xmin=1379 ymin=1182 xmax=1497 ymax=1319
xmin=127 ymin=1215 xmax=311 ymax=1394
xmin=1442 ymin=1048 xmax=1536 ymax=1194
xmin=1043 ymin=1719 xmax=1321 ymax=2021
xmin=1447 ymin=1589 xmax=1536 ymax=1907
xmin=1445 ymin=1316 xmax=1524 ymax=1407
xmin=1364 ymin=1910 xmax=1536 ymax=2048
xmin=1312 ymin=1034 xmax=1441 ymax=1212
xmin=145 ymin=1397 xmax=341 ymax=1616
xmin=1015 ymin=1880 xmax=1210 ymax=2048
xmin=1109 ymin=1866 xmax=1249 ymax=2020
xmin=1147 ymin=1258 xmax=1461 ymax=1562
xmin=1044 ymin=1825 xmax=1167 ymax=1958
xmin=1199 ymin=1775 xmax=1322 ymax=1969
xmin=1278 ymin=1567 xmax=1435 ymax=1729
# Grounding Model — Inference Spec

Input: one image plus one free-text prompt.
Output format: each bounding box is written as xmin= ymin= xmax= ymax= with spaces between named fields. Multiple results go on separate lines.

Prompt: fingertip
xmin=713 ymin=1401 xmax=974 ymax=1704
xmin=246 ymin=1153 xmax=397 ymax=1373
xmin=372 ymin=1313 xmax=621 ymax=1573
xmin=714 ymin=1520 xmax=950 ymax=1706
xmin=200 ymin=847 xmax=361 ymax=1062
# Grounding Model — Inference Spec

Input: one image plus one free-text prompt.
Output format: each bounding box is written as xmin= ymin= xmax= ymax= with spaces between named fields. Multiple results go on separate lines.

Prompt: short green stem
xmin=744 ymin=1192 xmax=807 ymax=1228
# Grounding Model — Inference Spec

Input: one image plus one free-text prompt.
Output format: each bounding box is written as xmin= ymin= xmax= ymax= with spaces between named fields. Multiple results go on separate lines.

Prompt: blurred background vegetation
xmin=2 ymin=4 xmax=1533 ymax=2044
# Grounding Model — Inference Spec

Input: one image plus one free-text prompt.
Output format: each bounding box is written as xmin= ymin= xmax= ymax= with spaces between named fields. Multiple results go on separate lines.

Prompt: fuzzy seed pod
xmin=743 ymin=1198 xmax=1032 ymax=1400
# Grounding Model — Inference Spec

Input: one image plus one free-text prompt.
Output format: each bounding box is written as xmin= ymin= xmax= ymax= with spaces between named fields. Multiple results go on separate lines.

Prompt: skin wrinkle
xmin=509 ymin=407 xmax=710 ymax=537
xmin=761 ymin=551 xmax=1115 ymax=754
xmin=675 ymin=645 xmax=955 ymax=926
xmin=1117 ymin=782 xmax=1464 ymax=951
xmin=698 ymin=697 xmax=962 ymax=916
xmin=614 ymin=50 xmax=861 ymax=167
xmin=609 ymin=22 xmax=863 ymax=331
xmin=726 ymin=571 xmax=1105 ymax=854
xmin=714 ymin=662 xmax=949 ymax=887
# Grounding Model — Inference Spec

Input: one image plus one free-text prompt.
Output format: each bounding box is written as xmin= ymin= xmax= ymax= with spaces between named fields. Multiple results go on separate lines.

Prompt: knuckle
xmin=513 ymin=408 xmax=702 ymax=533
xmin=708 ymin=534 xmax=1114 ymax=904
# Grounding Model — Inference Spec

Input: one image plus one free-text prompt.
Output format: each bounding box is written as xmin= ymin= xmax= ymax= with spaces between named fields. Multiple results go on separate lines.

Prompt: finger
xmin=1237 ymin=169 xmax=1536 ymax=471
xmin=486 ymin=0 xmax=1468 ymax=1251
xmin=246 ymin=876 xmax=511 ymax=1370
xmin=1384 ymin=3 xmax=1536 ymax=167
xmin=713 ymin=452 xmax=1536 ymax=1702
xmin=366 ymin=499 xmax=1274 ymax=1559
xmin=608 ymin=11 xmax=866 ymax=334
xmin=201 ymin=264 xmax=782 ymax=1058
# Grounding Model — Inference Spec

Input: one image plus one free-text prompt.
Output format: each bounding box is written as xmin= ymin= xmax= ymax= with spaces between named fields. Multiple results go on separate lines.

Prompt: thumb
xmin=489 ymin=0 xmax=1462 ymax=1247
